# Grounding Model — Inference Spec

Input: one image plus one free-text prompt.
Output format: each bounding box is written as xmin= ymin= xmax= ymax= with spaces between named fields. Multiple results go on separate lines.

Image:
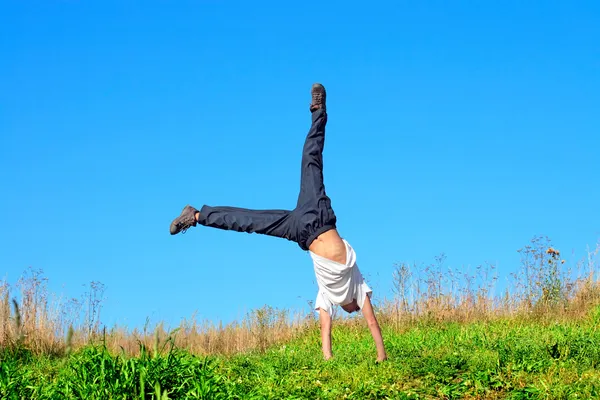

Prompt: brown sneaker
xmin=170 ymin=205 xmax=198 ymax=235
xmin=310 ymin=83 xmax=326 ymax=113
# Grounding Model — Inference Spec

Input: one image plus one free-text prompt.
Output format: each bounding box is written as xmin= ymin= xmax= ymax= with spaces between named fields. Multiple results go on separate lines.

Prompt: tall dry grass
xmin=1 ymin=236 xmax=599 ymax=357
xmin=0 ymin=269 xmax=312 ymax=357
xmin=102 ymin=306 xmax=312 ymax=357
xmin=378 ymin=236 xmax=600 ymax=327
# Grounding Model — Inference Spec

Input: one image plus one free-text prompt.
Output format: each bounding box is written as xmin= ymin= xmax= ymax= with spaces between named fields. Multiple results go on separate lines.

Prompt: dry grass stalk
xmin=1 ymin=237 xmax=599 ymax=357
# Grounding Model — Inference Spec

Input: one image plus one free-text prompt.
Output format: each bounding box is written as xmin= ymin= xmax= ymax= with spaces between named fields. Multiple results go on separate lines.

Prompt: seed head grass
xmin=1 ymin=235 xmax=599 ymax=398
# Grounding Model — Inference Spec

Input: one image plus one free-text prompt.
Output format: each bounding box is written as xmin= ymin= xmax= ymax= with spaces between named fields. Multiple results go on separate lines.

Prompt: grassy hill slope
xmin=3 ymin=309 xmax=600 ymax=399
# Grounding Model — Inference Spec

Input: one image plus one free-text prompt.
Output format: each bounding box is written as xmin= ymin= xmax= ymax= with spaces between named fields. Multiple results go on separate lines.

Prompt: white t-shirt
xmin=309 ymin=239 xmax=372 ymax=315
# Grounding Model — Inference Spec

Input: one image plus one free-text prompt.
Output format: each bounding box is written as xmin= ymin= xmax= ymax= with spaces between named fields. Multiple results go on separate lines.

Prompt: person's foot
xmin=170 ymin=205 xmax=198 ymax=235
xmin=310 ymin=83 xmax=326 ymax=112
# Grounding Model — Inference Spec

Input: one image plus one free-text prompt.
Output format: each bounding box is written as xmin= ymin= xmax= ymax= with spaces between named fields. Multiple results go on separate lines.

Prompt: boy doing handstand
xmin=170 ymin=84 xmax=387 ymax=361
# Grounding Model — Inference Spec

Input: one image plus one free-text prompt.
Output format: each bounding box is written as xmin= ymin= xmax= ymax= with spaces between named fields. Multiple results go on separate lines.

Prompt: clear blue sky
xmin=1 ymin=1 xmax=598 ymax=329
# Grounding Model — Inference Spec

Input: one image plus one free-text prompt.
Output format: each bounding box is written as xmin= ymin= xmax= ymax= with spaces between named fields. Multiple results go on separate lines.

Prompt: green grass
xmin=3 ymin=308 xmax=600 ymax=399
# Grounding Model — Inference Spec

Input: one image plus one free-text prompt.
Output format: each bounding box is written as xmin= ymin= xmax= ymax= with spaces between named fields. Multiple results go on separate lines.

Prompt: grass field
xmin=3 ymin=311 xmax=600 ymax=399
xmin=2 ymin=236 xmax=600 ymax=399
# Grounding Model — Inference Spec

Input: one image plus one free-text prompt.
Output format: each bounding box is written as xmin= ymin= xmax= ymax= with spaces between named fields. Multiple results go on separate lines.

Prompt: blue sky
xmin=1 ymin=1 xmax=599 ymax=329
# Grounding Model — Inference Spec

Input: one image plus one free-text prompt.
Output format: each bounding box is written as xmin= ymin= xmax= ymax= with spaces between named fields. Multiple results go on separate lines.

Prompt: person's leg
xmin=198 ymin=205 xmax=296 ymax=241
xmin=170 ymin=84 xmax=333 ymax=249
xmin=296 ymin=84 xmax=331 ymax=208
xmin=170 ymin=204 xmax=297 ymax=242
xmin=293 ymin=84 xmax=338 ymax=250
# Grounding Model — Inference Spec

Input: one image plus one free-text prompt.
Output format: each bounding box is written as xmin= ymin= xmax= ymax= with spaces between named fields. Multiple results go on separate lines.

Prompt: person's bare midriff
xmin=308 ymin=228 xmax=347 ymax=264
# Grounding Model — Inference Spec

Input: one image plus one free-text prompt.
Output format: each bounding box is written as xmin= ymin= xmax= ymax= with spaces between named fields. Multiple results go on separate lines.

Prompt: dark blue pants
xmin=197 ymin=108 xmax=337 ymax=250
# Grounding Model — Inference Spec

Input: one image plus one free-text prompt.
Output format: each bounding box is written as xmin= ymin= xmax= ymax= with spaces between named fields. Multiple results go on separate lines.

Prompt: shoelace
xmin=179 ymin=219 xmax=194 ymax=234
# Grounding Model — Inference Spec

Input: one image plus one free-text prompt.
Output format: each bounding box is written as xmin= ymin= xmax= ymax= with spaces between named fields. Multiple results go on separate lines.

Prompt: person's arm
xmin=319 ymin=308 xmax=333 ymax=360
xmin=361 ymin=295 xmax=387 ymax=362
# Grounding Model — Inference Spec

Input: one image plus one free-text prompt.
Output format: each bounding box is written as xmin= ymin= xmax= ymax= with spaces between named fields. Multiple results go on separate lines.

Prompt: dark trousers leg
xmin=195 ymin=108 xmax=331 ymax=247
xmin=297 ymin=108 xmax=329 ymax=207
xmin=197 ymin=205 xmax=297 ymax=242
